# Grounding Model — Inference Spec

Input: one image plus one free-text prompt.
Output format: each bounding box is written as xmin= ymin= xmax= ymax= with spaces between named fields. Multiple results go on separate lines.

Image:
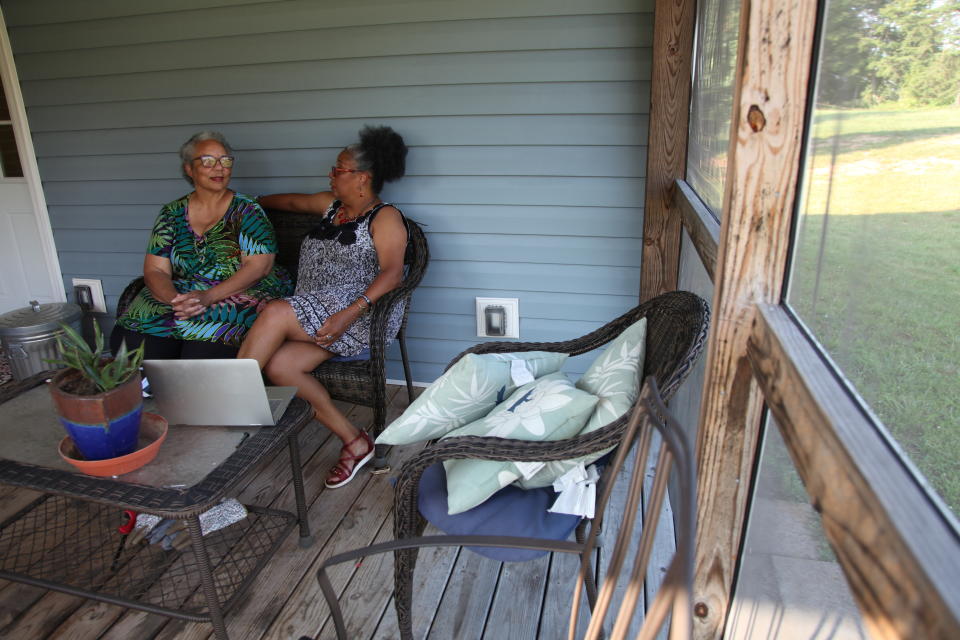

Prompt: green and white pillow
xmin=376 ymin=351 xmax=568 ymax=446
xmin=442 ymin=372 xmax=599 ymax=514
xmin=515 ymin=317 xmax=647 ymax=489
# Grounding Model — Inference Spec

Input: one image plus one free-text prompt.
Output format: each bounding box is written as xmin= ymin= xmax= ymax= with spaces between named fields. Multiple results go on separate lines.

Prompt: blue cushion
xmin=329 ymin=348 xmax=371 ymax=362
xmin=418 ymin=462 xmax=581 ymax=561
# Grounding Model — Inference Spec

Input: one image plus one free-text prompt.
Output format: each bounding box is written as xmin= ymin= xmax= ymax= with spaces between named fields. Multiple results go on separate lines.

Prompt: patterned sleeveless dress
xmin=287 ymin=200 xmax=407 ymax=357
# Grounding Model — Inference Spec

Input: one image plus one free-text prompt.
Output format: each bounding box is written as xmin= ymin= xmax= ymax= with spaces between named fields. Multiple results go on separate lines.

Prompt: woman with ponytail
xmin=239 ymin=125 xmax=409 ymax=488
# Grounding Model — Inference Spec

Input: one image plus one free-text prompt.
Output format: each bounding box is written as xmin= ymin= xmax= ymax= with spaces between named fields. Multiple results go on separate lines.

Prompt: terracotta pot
xmin=48 ymin=369 xmax=143 ymax=461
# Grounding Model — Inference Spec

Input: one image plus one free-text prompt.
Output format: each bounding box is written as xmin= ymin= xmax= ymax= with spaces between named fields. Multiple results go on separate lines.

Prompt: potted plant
xmin=46 ymin=322 xmax=145 ymax=461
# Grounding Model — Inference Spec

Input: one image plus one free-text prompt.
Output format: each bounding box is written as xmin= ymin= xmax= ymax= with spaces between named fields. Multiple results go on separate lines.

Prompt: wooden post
xmin=640 ymin=0 xmax=696 ymax=302
xmin=691 ymin=0 xmax=819 ymax=637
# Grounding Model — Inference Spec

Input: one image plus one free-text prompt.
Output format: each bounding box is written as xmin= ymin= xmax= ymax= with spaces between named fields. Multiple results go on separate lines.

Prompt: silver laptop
xmin=142 ymin=359 xmax=297 ymax=426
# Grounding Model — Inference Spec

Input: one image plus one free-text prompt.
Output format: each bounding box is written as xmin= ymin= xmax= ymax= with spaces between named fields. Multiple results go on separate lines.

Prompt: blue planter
xmin=59 ymin=405 xmax=143 ymax=460
xmin=49 ymin=370 xmax=144 ymax=461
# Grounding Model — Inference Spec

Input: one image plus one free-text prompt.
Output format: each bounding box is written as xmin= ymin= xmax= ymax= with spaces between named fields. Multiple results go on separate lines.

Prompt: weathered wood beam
xmin=691 ymin=0 xmax=819 ymax=637
xmin=675 ymin=179 xmax=719 ymax=281
xmin=640 ymin=0 xmax=696 ymax=302
xmin=749 ymin=304 xmax=960 ymax=639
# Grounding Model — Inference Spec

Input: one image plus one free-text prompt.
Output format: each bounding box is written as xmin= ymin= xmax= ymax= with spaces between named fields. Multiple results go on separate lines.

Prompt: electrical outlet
xmin=72 ymin=278 xmax=107 ymax=313
xmin=476 ymin=297 xmax=519 ymax=339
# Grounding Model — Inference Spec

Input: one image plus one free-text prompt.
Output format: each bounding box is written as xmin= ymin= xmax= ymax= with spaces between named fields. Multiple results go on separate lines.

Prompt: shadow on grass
xmin=809 ymin=126 xmax=960 ymax=155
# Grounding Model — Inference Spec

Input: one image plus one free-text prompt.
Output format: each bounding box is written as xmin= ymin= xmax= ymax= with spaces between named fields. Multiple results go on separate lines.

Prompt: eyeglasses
xmin=330 ymin=166 xmax=363 ymax=176
xmin=193 ymin=155 xmax=235 ymax=169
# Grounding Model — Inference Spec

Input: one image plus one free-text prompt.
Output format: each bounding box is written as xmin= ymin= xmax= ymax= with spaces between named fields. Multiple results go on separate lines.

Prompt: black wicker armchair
xmin=115 ymin=210 xmax=430 ymax=465
xmin=311 ymin=290 xmax=710 ymax=640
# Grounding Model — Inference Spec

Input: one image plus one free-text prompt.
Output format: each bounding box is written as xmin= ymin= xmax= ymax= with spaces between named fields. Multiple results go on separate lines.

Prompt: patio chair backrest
xmin=571 ymin=377 xmax=696 ymax=640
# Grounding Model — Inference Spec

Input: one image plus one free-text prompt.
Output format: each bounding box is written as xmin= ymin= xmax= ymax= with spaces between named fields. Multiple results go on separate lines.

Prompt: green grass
xmin=788 ymin=107 xmax=960 ymax=513
xmin=810 ymin=106 xmax=960 ymax=139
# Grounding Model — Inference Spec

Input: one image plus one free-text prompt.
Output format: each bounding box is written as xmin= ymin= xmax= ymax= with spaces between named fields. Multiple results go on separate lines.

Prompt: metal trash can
xmin=0 ymin=301 xmax=82 ymax=382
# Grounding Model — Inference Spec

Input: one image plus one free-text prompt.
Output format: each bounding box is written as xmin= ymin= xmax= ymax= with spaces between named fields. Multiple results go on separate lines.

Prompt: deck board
xmin=483 ymin=554 xmax=551 ymax=639
xmin=430 ymin=547 xmax=500 ymax=639
xmin=540 ymin=550 xmax=594 ymax=639
xmin=370 ymin=524 xmax=458 ymax=640
xmin=0 ymin=385 xmax=674 ymax=640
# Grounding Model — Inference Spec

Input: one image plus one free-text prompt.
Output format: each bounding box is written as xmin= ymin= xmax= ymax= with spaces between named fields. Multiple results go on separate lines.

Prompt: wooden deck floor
xmin=0 ymin=385 xmax=664 ymax=640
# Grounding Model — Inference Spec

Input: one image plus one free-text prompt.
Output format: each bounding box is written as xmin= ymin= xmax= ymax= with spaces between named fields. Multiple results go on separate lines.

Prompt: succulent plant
xmin=46 ymin=321 xmax=145 ymax=395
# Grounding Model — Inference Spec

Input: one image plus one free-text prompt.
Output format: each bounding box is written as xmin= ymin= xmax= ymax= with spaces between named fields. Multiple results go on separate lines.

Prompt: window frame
xmin=747 ymin=303 xmax=960 ymax=637
xmin=638 ymin=0 xmax=960 ymax=637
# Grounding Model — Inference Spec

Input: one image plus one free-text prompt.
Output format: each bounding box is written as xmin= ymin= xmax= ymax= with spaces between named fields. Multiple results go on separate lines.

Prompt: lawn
xmin=788 ymin=106 xmax=960 ymax=514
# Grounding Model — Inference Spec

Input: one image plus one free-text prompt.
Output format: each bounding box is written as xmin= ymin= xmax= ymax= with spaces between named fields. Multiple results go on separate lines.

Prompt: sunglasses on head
xmin=193 ymin=155 xmax=235 ymax=169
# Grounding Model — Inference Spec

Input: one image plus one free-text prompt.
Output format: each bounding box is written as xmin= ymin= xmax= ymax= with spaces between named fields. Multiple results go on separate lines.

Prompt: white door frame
xmin=0 ymin=7 xmax=64 ymax=303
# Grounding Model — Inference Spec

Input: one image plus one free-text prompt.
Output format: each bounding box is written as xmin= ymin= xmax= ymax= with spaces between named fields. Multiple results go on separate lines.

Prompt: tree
xmin=863 ymin=0 xmax=960 ymax=106
xmin=818 ymin=0 xmax=886 ymax=106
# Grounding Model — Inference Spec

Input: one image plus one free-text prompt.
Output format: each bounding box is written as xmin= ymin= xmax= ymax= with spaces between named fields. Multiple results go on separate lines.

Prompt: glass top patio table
xmin=0 ymin=381 xmax=312 ymax=515
xmin=0 ymin=376 xmax=314 ymax=640
xmin=2 ymin=383 xmax=260 ymax=490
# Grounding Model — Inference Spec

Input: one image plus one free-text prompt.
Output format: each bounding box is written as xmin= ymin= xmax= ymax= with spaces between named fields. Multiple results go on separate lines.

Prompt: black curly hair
xmin=346 ymin=125 xmax=408 ymax=194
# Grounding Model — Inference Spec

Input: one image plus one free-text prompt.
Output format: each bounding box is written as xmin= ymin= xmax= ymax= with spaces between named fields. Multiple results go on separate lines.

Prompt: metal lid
xmin=0 ymin=301 xmax=82 ymax=338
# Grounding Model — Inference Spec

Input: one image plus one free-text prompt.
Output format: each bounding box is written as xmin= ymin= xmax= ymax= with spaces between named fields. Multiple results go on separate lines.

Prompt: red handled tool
xmin=110 ymin=510 xmax=137 ymax=570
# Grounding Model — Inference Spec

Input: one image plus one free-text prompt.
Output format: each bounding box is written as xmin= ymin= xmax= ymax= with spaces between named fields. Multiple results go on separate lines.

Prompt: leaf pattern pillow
xmin=442 ymin=372 xmax=599 ymax=514
xmin=515 ymin=317 xmax=647 ymax=489
xmin=376 ymin=351 xmax=568 ymax=445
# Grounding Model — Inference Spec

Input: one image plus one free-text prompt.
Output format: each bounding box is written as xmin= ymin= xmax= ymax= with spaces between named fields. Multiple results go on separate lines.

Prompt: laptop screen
xmin=142 ymin=359 xmax=295 ymax=426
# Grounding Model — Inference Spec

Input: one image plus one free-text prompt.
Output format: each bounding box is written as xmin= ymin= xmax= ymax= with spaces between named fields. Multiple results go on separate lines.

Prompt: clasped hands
xmin=171 ymin=290 xmax=214 ymax=319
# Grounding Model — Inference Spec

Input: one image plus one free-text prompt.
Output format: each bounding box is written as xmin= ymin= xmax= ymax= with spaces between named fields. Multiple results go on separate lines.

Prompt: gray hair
xmin=179 ymin=130 xmax=233 ymax=185
xmin=344 ymin=142 xmax=372 ymax=172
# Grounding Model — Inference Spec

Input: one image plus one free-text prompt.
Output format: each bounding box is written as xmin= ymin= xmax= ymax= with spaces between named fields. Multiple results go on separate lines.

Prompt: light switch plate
xmin=72 ymin=278 xmax=107 ymax=313
xmin=476 ymin=297 xmax=519 ymax=338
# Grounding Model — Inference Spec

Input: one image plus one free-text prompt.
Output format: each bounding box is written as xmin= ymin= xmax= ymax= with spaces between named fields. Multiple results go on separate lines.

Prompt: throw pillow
xmin=442 ymin=372 xmax=599 ymax=514
xmin=376 ymin=351 xmax=568 ymax=445
xmin=515 ymin=317 xmax=647 ymax=489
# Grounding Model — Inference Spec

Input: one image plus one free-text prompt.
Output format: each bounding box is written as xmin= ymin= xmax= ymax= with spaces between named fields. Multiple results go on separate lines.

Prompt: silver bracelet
xmin=359 ymin=293 xmax=372 ymax=307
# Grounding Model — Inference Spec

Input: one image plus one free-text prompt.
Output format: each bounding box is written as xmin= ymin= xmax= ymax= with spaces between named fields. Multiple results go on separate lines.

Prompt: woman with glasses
xmin=238 ymin=125 xmax=408 ymax=489
xmin=111 ymin=130 xmax=292 ymax=359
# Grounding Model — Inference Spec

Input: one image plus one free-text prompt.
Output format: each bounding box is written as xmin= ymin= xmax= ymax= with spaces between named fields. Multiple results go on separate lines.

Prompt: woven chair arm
xmin=115 ymin=276 xmax=146 ymax=317
xmin=445 ymin=340 xmax=573 ymax=372
xmin=443 ymin=297 xmax=672 ymax=371
xmin=368 ymin=287 xmax=408 ymax=331
xmin=367 ymin=287 xmax=411 ymax=363
xmin=410 ymin=426 xmax=628 ymax=467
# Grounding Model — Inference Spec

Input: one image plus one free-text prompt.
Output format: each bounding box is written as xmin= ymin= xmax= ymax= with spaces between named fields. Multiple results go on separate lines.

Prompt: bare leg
xmin=264 ymin=341 xmax=359 ymax=442
xmin=246 ymin=303 xmax=374 ymax=486
xmin=238 ymin=300 xmax=313 ymax=367
xmin=264 ymin=342 xmax=373 ymax=487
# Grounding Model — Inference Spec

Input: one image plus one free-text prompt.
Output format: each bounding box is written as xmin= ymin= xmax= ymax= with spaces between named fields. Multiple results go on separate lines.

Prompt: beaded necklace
xmin=335 ymin=197 xmax=380 ymax=225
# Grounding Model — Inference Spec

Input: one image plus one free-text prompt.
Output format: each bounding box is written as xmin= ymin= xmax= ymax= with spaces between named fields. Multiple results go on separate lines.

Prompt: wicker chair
xmin=115 ymin=211 xmax=430 ymax=462
xmin=311 ymin=290 xmax=709 ymax=640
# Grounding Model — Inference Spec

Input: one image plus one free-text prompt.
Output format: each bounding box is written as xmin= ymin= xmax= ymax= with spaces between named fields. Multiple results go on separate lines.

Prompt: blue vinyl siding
xmin=4 ymin=0 xmax=654 ymax=383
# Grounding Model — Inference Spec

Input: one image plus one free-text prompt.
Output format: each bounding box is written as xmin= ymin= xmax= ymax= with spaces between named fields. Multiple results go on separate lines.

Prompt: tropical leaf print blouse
xmin=116 ymin=193 xmax=293 ymax=346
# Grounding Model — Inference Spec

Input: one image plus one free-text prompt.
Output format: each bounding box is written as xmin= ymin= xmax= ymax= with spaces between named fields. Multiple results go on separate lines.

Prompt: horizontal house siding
xmin=4 ymin=0 xmax=654 ymax=383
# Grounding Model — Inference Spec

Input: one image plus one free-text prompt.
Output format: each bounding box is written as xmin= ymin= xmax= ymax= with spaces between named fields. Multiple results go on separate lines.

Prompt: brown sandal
xmin=325 ymin=431 xmax=374 ymax=489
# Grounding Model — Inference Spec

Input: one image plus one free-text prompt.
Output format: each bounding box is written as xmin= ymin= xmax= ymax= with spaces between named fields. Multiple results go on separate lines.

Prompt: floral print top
xmin=115 ymin=193 xmax=293 ymax=346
